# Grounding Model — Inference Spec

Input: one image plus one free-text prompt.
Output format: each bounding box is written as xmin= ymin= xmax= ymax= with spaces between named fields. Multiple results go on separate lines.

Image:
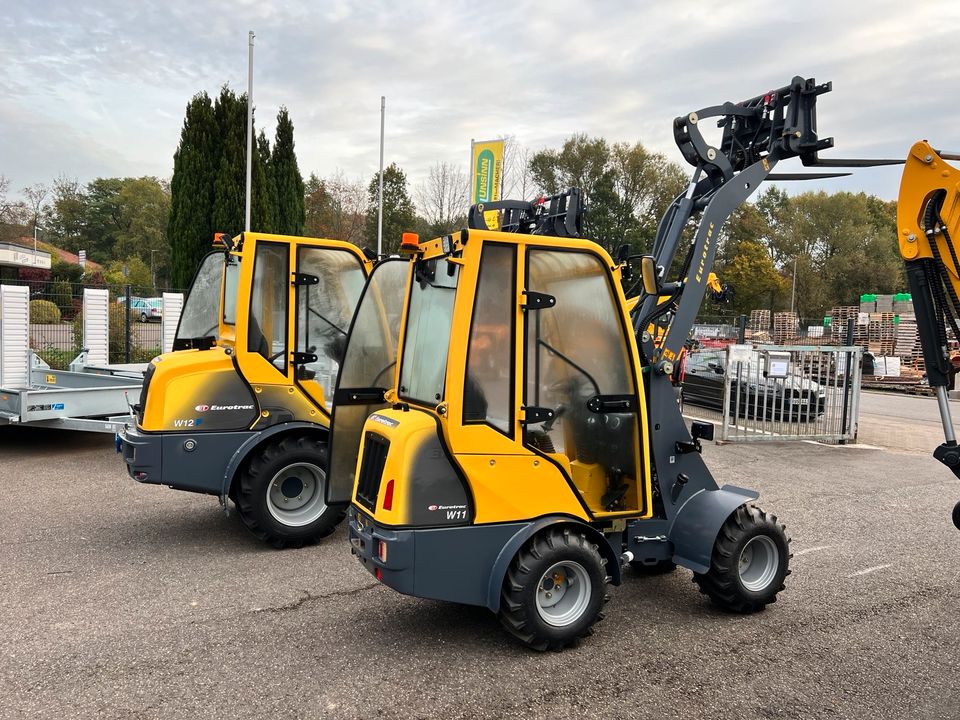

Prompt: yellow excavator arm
xmin=897 ymin=142 xmax=960 ymax=525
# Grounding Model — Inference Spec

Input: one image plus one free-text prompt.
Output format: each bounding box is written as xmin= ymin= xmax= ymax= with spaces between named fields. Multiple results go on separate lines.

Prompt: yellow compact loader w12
xmin=334 ymin=77 xmax=902 ymax=650
xmin=119 ymin=232 xmax=376 ymax=547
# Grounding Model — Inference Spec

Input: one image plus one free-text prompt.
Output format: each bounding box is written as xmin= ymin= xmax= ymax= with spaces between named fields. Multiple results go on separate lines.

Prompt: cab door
xmin=327 ymin=259 xmax=409 ymax=504
xmin=520 ymin=246 xmax=649 ymax=517
xmin=292 ymin=243 xmax=369 ymax=412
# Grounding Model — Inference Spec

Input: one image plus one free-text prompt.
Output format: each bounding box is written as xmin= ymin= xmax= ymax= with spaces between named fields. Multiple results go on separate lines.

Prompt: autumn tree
xmin=415 ymin=162 xmax=467 ymax=237
xmin=366 ymin=163 xmax=416 ymax=254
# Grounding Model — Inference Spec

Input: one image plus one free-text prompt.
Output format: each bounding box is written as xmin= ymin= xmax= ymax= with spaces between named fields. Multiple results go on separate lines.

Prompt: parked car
xmin=681 ymin=350 xmax=826 ymax=421
xmin=116 ymin=297 xmax=162 ymax=323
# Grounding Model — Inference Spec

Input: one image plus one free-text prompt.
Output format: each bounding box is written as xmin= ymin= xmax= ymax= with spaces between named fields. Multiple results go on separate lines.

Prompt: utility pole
xmin=377 ymin=96 xmax=385 ymax=256
xmin=245 ymin=30 xmax=255 ymax=233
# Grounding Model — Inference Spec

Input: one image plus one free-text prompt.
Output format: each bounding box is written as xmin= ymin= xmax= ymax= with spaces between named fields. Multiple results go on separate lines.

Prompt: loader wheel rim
xmin=738 ymin=535 xmax=779 ymax=592
xmin=266 ymin=462 xmax=327 ymax=527
xmin=535 ymin=561 xmax=591 ymax=627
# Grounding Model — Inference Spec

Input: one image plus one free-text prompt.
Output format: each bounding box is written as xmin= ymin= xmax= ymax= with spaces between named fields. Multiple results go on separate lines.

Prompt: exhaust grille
xmin=355 ymin=431 xmax=389 ymax=511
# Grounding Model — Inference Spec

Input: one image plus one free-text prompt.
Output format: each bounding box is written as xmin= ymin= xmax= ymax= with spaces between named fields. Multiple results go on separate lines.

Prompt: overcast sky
xmin=3 ymin=0 xmax=959 ymax=205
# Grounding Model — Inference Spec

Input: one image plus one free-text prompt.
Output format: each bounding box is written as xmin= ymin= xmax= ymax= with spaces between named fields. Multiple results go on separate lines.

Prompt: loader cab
xmin=333 ymin=229 xmax=652 ymax=528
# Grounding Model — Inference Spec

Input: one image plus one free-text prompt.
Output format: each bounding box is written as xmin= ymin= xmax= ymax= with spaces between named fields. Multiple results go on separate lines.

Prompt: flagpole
xmin=377 ymin=96 xmax=385 ymax=256
xmin=469 ymin=138 xmax=475 ymax=206
xmin=245 ymin=30 xmax=254 ymax=233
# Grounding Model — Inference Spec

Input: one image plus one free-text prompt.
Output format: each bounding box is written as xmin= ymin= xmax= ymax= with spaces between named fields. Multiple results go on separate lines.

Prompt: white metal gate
xmin=718 ymin=343 xmax=862 ymax=443
xmin=676 ymin=343 xmax=864 ymax=443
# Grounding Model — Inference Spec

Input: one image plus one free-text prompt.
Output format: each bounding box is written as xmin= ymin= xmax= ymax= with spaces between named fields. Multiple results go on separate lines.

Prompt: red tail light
xmin=375 ymin=567 xmax=383 ymax=581
xmin=382 ymin=478 xmax=395 ymax=511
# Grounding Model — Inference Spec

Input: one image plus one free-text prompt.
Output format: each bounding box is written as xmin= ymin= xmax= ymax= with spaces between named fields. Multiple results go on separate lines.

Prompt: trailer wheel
xmin=498 ymin=528 xmax=609 ymax=651
xmin=236 ymin=435 xmax=345 ymax=549
xmin=693 ymin=504 xmax=790 ymax=612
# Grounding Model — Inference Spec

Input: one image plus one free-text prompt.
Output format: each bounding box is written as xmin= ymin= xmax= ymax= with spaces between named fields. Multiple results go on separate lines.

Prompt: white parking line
xmin=848 ymin=564 xmax=891 ymax=577
xmin=794 ymin=545 xmax=832 ymax=556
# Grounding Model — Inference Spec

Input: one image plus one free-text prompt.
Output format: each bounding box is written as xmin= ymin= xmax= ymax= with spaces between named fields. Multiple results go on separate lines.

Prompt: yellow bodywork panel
xmin=897 ymin=142 xmax=960 ymax=300
xmin=457 ymin=454 xmax=589 ymax=523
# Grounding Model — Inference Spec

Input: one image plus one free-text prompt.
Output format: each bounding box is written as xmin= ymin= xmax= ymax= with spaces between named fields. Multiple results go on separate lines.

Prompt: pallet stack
xmin=772 ymin=311 xmax=798 ymax=344
xmin=867 ymin=313 xmax=896 ymax=355
xmin=749 ymin=309 xmax=770 ymax=333
xmin=895 ymin=314 xmax=918 ymax=357
xmin=829 ymin=306 xmax=866 ymax=345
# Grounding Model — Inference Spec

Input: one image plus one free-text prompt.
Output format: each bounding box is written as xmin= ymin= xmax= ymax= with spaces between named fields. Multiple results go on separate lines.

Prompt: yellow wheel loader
xmin=119 ymin=232 xmax=377 ymax=547
xmin=333 ymin=77 xmax=903 ymax=650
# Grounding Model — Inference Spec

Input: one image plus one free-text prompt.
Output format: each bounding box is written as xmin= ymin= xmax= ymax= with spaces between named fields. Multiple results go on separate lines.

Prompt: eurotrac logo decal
xmin=194 ymin=404 xmax=254 ymax=412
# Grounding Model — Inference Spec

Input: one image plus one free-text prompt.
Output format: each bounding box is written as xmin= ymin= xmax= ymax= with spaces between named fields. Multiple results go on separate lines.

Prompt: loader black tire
xmin=498 ymin=528 xmax=609 ymax=652
xmin=629 ymin=559 xmax=677 ymax=575
xmin=952 ymin=500 xmax=960 ymax=531
xmin=236 ymin=435 xmax=346 ymax=549
xmin=693 ymin=503 xmax=791 ymax=613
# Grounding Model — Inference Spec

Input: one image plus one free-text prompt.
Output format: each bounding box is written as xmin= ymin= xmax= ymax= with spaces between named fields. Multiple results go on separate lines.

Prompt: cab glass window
xmin=463 ymin=244 xmax=515 ymax=434
xmin=176 ymin=252 xmax=223 ymax=341
xmin=295 ymin=247 xmax=367 ymax=409
xmin=223 ymin=259 xmax=240 ymax=324
xmin=524 ymin=249 xmax=637 ymax=484
xmin=399 ymin=258 xmax=460 ymax=405
xmin=248 ymin=242 xmax=289 ymax=373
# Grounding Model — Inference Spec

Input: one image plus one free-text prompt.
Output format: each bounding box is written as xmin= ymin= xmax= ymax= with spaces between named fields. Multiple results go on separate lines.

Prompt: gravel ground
xmin=1 ymin=427 xmax=958 ymax=719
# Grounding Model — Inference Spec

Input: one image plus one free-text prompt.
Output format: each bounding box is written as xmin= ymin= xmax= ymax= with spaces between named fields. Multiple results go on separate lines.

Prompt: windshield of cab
xmin=398 ymin=257 xmax=460 ymax=405
xmin=177 ymin=252 xmax=231 ymax=342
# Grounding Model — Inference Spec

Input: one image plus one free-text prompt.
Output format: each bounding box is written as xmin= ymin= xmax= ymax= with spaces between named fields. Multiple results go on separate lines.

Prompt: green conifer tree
xmin=272 ymin=107 xmax=305 ymax=235
xmin=168 ymin=92 xmax=217 ymax=287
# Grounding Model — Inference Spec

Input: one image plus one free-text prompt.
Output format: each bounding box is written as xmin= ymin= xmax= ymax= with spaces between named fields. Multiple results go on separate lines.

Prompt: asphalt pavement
xmin=1 ymin=427 xmax=959 ymax=719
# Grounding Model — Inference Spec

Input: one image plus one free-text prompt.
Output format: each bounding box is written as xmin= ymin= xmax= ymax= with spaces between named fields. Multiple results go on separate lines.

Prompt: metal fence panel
xmin=722 ymin=344 xmax=861 ymax=443
xmin=680 ymin=343 xmax=861 ymax=444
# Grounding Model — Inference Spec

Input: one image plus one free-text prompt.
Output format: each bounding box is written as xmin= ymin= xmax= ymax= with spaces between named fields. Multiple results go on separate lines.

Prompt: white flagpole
xmin=245 ymin=30 xmax=255 ymax=233
xmin=377 ymin=96 xmax=385 ymax=256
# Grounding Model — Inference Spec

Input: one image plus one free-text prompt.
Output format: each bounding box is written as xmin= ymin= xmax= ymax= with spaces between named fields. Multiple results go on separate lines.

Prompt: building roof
xmin=9 ymin=236 xmax=103 ymax=271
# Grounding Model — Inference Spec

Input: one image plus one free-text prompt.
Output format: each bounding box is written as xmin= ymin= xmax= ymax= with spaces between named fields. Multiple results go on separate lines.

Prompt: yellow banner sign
xmin=471 ymin=139 xmax=504 ymax=230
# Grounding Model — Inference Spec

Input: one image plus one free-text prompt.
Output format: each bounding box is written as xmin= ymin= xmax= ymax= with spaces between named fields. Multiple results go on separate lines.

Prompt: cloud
xmin=2 ymin=0 xmax=959 ymax=200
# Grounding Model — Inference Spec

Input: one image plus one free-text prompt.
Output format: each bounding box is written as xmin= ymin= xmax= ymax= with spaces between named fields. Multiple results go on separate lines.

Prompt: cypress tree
xmin=211 ymin=87 xmax=247 ymax=238
xmin=272 ymin=107 xmax=305 ymax=235
xmin=168 ymin=92 xmax=217 ymax=287
xmin=253 ymin=130 xmax=278 ymax=233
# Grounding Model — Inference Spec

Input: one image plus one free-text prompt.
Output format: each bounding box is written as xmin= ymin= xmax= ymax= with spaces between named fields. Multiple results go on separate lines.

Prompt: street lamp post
xmin=151 ymin=249 xmax=159 ymax=291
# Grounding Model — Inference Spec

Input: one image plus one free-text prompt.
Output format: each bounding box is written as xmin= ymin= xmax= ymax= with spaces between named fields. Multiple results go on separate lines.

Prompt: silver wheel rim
xmin=535 ymin=561 xmax=592 ymax=627
xmin=738 ymin=535 xmax=780 ymax=592
xmin=265 ymin=462 xmax=327 ymax=527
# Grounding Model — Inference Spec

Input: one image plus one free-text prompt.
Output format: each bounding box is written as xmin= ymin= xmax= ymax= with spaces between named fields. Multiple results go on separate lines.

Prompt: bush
xmin=73 ymin=303 xmax=129 ymax=358
xmin=30 ymin=299 xmax=62 ymax=324
xmin=50 ymin=280 xmax=75 ymax=318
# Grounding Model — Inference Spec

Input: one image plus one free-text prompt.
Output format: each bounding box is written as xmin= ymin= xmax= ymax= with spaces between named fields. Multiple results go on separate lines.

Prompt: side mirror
xmin=639 ymin=255 xmax=660 ymax=296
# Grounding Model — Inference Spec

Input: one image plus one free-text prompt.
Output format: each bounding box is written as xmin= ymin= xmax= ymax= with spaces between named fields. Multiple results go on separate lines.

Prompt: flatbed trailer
xmin=0 ymin=354 xmax=143 ymax=434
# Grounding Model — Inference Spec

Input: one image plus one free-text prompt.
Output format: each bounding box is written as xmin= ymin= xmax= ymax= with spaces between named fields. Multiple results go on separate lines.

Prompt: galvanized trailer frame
xmin=0 ymin=354 xmax=142 ymax=433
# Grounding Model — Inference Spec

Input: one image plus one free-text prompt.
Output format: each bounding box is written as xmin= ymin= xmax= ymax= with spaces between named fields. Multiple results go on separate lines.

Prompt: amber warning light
xmin=400 ymin=232 xmax=420 ymax=253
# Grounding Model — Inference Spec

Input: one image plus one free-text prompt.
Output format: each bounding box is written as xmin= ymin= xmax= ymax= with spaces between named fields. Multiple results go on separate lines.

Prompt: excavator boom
xmin=897 ymin=143 xmax=960 ymax=505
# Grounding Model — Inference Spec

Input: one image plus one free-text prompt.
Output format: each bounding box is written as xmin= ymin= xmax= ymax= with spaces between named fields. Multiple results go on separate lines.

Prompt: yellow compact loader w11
xmin=334 ymin=77 xmax=904 ymax=650
xmin=119 ymin=232 xmax=377 ymax=547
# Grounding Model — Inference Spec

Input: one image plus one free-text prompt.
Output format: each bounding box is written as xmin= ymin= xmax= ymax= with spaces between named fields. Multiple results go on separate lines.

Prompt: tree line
xmin=0 ymin=93 xmax=907 ymax=319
